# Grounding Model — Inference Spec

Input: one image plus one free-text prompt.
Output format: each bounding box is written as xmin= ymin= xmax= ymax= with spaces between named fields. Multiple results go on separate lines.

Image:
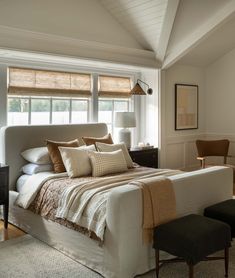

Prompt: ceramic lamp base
xmin=119 ymin=128 xmax=131 ymax=149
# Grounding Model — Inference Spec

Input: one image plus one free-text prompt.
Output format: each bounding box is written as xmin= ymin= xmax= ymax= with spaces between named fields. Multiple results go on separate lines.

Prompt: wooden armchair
xmin=196 ymin=140 xmax=235 ymax=193
xmin=196 ymin=139 xmax=230 ymax=168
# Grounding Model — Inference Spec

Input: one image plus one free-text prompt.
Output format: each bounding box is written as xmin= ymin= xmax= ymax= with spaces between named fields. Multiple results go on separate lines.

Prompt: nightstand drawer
xmin=129 ymin=148 xmax=158 ymax=168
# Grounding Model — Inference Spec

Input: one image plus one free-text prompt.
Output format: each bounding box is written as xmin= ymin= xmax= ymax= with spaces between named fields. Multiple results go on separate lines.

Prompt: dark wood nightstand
xmin=0 ymin=164 xmax=9 ymax=229
xmin=129 ymin=148 xmax=158 ymax=168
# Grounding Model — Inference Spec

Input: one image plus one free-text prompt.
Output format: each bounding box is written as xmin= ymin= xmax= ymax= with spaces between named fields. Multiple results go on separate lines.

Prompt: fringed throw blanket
xmin=56 ymin=168 xmax=181 ymax=241
xmin=130 ymin=176 xmax=177 ymax=243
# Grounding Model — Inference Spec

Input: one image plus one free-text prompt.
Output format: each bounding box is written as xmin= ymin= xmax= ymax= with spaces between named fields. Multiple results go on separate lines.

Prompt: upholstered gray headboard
xmin=0 ymin=123 xmax=108 ymax=190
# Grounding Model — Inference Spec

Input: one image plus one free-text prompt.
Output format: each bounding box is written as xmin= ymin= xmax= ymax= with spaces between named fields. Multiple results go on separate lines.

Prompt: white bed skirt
xmin=8 ymin=166 xmax=233 ymax=278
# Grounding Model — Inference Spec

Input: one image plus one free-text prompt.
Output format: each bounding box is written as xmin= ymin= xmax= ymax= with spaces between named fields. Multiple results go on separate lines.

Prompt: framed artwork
xmin=175 ymin=84 xmax=198 ymax=130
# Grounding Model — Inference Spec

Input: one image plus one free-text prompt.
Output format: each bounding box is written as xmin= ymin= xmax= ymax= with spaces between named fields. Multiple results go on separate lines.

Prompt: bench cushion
xmin=204 ymin=199 xmax=235 ymax=237
xmin=153 ymin=214 xmax=231 ymax=265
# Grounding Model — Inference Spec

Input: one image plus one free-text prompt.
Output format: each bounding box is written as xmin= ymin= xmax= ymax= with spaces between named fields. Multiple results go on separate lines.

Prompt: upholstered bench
xmin=204 ymin=199 xmax=235 ymax=237
xmin=153 ymin=214 xmax=231 ymax=278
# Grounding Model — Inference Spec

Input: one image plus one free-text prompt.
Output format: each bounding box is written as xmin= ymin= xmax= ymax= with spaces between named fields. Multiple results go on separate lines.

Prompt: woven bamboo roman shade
xmin=98 ymin=75 xmax=131 ymax=98
xmin=8 ymin=68 xmax=91 ymax=97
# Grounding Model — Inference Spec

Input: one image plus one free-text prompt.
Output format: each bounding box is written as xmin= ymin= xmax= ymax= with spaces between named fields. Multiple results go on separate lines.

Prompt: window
xmin=8 ymin=68 xmax=91 ymax=125
xmin=8 ymin=96 xmax=89 ymax=125
xmin=7 ymin=68 xmax=133 ymax=128
xmin=98 ymin=75 xmax=131 ymax=134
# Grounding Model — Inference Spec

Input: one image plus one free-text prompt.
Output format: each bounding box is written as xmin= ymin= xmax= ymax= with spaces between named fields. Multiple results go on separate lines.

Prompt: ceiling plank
xmin=163 ymin=0 xmax=235 ymax=69
xmin=156 ymin=0 xmax=179 ymax=62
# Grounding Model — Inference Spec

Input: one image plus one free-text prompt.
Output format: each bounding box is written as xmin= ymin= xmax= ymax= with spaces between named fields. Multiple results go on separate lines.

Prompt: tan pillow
xmin=59 ymin=145 xmax=96 ymax=178
xmin=82 ymin=133 xmax=113 ymax=146
xmin=89 ymin=150 xmax=128 ymax=177
xmin=46 ymin=139 xmax=79 ymax=173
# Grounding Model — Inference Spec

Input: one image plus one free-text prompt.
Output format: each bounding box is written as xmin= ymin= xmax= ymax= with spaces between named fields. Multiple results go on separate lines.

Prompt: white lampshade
xmin=114 ymin=112 xmax=136 ymax=128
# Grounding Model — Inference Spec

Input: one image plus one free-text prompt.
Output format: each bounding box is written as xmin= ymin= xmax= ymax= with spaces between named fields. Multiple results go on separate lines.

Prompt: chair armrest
xmin=197 ymin=157 xmax=205 ymax=161
xmin=197 ymin=157 xmax=206 ymax=168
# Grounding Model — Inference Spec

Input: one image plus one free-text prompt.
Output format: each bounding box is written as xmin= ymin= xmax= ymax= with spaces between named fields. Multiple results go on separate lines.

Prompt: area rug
xmin=1 ymin=234 xmax=235 ymax=278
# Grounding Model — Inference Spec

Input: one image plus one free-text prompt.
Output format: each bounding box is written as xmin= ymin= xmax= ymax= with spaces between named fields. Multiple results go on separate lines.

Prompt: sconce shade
xmin=130 ymin=79 xmax=153 ymax=95
xmin=130 ymin=83 xmax=146 ymax=95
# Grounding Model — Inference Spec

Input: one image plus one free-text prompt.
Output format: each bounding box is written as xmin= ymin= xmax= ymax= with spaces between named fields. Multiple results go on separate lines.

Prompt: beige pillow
xmin=46 ymin=139 xmax=79 ymax=173
xmin=89 ymin=150 xmax=128 ymax=177
xmin=21 ymin=147 xmax=51 ymax=165
xmin=59 ymin=145 xmax=95 ymax=178
xmin=95 ymin=142 xmax=134 ymax=168
xmin=82 ymin=133 xmax=113 ymax=146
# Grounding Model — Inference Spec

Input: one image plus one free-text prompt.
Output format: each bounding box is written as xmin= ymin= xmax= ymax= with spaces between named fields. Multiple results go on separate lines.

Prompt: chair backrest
xmin=196 ymin=139 xmax=230 ymax=158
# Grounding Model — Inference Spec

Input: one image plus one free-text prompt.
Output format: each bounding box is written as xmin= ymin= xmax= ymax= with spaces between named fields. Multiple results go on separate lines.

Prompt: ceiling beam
xmin=162 ymin=0 xmax=235 ymax=69
xmin=156 ymin=0 xmax=180 ymax=62
xmin=0 ymin=25 xmax=160 ymax=68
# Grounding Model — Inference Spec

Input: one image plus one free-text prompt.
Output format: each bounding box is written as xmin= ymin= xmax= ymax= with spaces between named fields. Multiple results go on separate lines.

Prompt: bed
xmin=0 ymin=123 xmax=233 ymax=278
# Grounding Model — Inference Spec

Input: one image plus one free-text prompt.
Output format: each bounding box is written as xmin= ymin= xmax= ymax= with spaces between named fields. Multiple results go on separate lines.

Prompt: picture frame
xmin=175 ymin=84 xmax=198 ymax=130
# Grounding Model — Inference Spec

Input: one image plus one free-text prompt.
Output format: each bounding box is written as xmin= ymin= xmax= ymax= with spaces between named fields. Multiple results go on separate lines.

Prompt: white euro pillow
xmin=22 ymin=163 xmax=53 ymax=175
xmin=59 ymin=145 xmax=96 ymax=178
xmin=21 ymin=147 xmax=51 ymax=165
xmin=95 ymin=142 xmax=134 ymax=168
xmin=89 ymin=149 xmax=128 ymax=177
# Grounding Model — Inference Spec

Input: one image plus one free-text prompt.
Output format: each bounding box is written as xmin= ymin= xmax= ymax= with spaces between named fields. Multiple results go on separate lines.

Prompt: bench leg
xmin=225 ymin=247 xmax=229 ymax=277
xmin=188 ymin=263 xmax=194 ymax=278
xmin=155 ymin=249 xmax=159 ymax=278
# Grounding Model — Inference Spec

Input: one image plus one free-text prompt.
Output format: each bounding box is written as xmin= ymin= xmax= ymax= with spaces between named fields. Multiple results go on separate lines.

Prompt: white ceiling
xmin=99 ymin=0 xmax=168 ymax=52
xmin=0 ymin=0 xmax=235 ymax=68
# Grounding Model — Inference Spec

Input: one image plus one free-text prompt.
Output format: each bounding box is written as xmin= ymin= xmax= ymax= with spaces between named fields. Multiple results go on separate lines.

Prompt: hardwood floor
xmin=0 ymin=221 xmax=25 ymax=242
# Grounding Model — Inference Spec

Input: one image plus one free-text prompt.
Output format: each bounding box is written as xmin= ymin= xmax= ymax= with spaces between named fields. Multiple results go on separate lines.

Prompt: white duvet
xmin=16 ymin=172 xmax=67 ymax=208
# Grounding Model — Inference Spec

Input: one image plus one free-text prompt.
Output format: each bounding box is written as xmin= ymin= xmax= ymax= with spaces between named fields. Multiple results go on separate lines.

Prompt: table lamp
xmin=114 ymin=112 xmax=136 ymax=149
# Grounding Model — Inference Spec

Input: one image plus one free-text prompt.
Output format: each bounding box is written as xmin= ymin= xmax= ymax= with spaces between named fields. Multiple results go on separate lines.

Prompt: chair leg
xmin=188 ymin=263 xmax=194 ymax=278
xmin=225 ymin=247 xmax=229 ymax=277
xmin=155 ymin=249 xmax=159 ymax=278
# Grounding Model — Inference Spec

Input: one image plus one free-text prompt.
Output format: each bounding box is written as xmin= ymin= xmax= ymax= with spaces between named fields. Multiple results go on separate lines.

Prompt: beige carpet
xmin=0 ymin=234 xmax=234 ymax=278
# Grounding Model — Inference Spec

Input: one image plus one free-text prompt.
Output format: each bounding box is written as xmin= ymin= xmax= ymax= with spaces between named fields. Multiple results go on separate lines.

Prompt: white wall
xmin=205 ymin=47 xmax=235 ymax=160
xmin=160 ymin=64 xmax=206 ymax=170
xmin=139 ymin=69 xmax=159 ymax=147
xmin=206 ymin=47 xmax=235 ymax=135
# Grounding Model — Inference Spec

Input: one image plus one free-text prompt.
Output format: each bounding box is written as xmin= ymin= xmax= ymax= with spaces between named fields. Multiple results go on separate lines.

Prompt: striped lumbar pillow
xmin=95 ymin=142 xmax=134 ymax=168
xmin=89 ymin=149 xmax=128 ymax=177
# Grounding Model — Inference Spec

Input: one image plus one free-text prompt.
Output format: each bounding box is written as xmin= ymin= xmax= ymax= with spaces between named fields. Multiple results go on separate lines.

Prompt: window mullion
xmin=92 ymin=73 xmax=98 ymax=122
xmin=28 ymin=97 xmax=31 ymax=124
xmin=50 ymin=98 xmax=52 ymax=124
xmin=69 ymin=99 xmax=72 ymax=123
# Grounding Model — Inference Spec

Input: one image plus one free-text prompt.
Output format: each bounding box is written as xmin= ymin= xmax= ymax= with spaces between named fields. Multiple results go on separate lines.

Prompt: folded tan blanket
xmin=130 ymin=176 xmax=176 ymax=243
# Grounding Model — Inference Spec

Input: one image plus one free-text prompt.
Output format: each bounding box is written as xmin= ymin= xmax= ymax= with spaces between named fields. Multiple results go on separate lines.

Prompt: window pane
xmin=98 ymin=100 xmax=112 ymax=123
xmin=114 ymin=100 xmax=128 ymax=111
xmin=107 ymin=124 xmax=112 ymax=134
xmin=71 ymin=100 xmax=88 ymax=123
xmin=52 ymin=99 xmax=70 ymax=124
xmin=8 ymin=98 xmax=29 ymax=125
xmin=31 ymin=98 xmax=50 ymax=125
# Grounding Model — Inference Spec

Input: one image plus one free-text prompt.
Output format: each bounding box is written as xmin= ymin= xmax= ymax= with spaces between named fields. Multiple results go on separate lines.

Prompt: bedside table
xmin=129 ymin=148 xmax=158 ymax=168
xmin=0 ymin=164 xmax=9 ymax=229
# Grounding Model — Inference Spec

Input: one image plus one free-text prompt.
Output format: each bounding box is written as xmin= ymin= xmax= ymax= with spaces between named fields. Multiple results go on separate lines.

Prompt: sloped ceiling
xmin=99 ymin=0 xmax=168 ymax=52
xmin=0 ymin=0 xmax=235 ymax=68
xmin=178 ymin=15 xmax=235 ymax=67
